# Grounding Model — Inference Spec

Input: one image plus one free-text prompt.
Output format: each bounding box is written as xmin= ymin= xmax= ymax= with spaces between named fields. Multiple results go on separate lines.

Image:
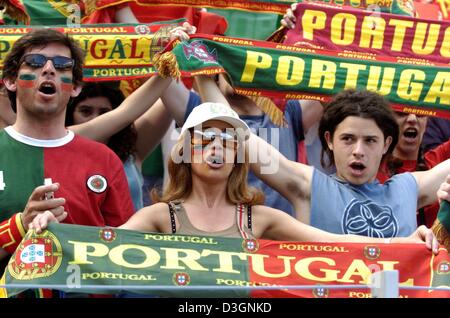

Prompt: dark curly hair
xmin=2 ymin=29 xmax=84 ymax=112
xmin=66 ymin=82 xmax=137 ymax=162
xmin=318 ymin=89 xmax=399 ymax=168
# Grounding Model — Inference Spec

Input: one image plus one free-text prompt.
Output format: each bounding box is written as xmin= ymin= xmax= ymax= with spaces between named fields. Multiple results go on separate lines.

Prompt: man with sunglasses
xmin=0 ymin=29 xmax=134 ymax=278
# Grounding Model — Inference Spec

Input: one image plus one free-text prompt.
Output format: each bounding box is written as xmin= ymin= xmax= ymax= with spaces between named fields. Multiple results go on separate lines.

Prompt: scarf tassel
xmin=432 ymin=220 xmax=450 ymax=251
xmin=153 ymin=42 xmax=181 ymax=80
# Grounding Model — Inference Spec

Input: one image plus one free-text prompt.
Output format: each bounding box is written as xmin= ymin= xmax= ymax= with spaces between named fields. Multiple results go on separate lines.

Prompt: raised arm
xmin=160 ymin=75 xmax=228 ymax=128
xmin=134 ymin=99 xmax=173 ymax=167
xmin=300 ymin=99 xmax=323 ymax=134
xmin=160 ymin=79 xmax=192 ymax=126
xmin=194 ymin=75 xmax=314 ymax=223
xmin=248 ymin=134 xmax=313 ymax=223
xmin=159 ymin=23 xmax=198 ymax=126
xmin=69 ymin=22 xmax=197 ymax=142
xmin=69 ymin=75 xmax=172 ymax=143
xmin=194 ymin=75 xmax=230 ymax=106
xmin=254 ymin=205 xmax=439 ymax=253
xmin=413 ymin=159 xmax=450 ymax=208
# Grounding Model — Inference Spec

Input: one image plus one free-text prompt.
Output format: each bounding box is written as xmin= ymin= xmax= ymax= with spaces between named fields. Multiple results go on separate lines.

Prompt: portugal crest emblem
xmin=149 ymin=25 xmax=175 ymax=60
xmin=313 ymin=287 xmax=329 ymax=298
xmin=182 ymin=40 xmax=218 ymax=63
xmin=87 ymin=175 xmax=107 ymax=193
xmin=8 ymin=230 xmax=63 ymax=280
xmin=99 ymin=228 xmax=116 ymax=243
xmin=242 ymin=239 xmax=259 ymax=253
xmin=437 ymin=261 xmax=450 ymax=274
xmin=363 ymin=245 xmax=381 ymax=260
xmin=134 ymin=24 xmax=151 ymax=35
xmin=173 ymin=272 xmax=190 ymax=286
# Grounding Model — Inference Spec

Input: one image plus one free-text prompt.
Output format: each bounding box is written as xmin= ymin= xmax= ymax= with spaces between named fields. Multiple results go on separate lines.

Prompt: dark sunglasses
xmin=191 ymin=129 xmax=238 ymax=148
xmin=21 ymin=54 xmax=74 ymax=70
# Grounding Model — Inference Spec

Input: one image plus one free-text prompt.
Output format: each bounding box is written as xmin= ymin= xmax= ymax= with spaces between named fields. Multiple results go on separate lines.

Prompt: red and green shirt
xmin=0 ymin=127 xmax=134 ymax=227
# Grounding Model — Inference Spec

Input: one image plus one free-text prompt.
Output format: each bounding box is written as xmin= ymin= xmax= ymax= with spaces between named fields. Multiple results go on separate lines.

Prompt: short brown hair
xmin=2 ymin=29 xmax=84 ymax=111
xmin=318 ymin=89 xmax=399 ymax=168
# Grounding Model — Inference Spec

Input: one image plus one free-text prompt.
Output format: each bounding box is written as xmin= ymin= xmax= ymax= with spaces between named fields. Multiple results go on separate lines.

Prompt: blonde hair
xmin=152 ymin=133 xmax=264 ymax=205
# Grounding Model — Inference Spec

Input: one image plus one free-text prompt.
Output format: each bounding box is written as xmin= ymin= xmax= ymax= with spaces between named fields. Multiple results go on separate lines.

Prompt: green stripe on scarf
xmin=157 ymin=35 xmax=450 ymax=117
xmin=438 ymin=201 xmax=450 ymax=231
xmin=5 ymin=223 xmax=450 ymax=298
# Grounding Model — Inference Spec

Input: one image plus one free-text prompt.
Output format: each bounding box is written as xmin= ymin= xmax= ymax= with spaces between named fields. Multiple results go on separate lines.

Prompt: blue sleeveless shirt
xmin=311 ymin=169 xmax=418 ymax=237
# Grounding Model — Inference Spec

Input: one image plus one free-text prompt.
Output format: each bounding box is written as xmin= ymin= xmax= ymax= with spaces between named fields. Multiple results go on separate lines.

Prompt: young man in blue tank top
xmin=249 ymin=89 xmax=450 ymax=238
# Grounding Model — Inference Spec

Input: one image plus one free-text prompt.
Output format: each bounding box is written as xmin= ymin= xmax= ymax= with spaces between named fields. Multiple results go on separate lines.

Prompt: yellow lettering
xmin=331 ymin=13 xmax=356 ymax=45
xmin=366 ymin=66 xmax=395 ymax=95
xmin=376 ymin=261 xmax=415 ymax=285
xmin=241 ymin=51 xmax=272 ymax=82
xmin=302 ymin=10 xmax=326 ymax=41
xmin=309 ymin=60 xmax=337 ymax=90
xmin=160 ymin=247 xmax=208 ymax=271
xmin=338 ymin=259 xmax=371 ymax=284
xmin=68 ymin=241 xmax=108 ymax=265
xmin=276 ymin=56 xmax=305 ymax=86
xmin=109 ymin=244 xmax=160 ymax=269
xmin=201 ymin=250 xmax=248 ymax=274
xmin=360 ymin=17 xmax=386 ymax=49
xmin=412 ymin=23 xmax=441 ymax=55
xmin=440 ymin=27 xmax=450 ymax=58
xmin=251 ymin=254 xmax=295 ymax=278
xmin=340 ymin=63 xmax=367 ymax=89
xmin=388 ymin=19 xmax=414 ymax=51
xmin=295 ymin=257 xmax=339 ymax=282
xmin=424 ymin=72 xmax=450 ymax=105
xmin=397 ymin=69 xmax=425 ymax=101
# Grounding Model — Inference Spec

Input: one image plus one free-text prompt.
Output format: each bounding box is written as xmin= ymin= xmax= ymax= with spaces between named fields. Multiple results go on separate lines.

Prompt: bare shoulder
xmin=137 ymin=202 xmax=171 ymax=223
xmin=138 ymin=202 xmax=169 ymax=213
xmin=252 ymin=205 xmax=294 ymax=220
xmin=252 ymin=205 xmax=283 ymax=215
xmin=121 ymin=202 xmax=170 ymax=232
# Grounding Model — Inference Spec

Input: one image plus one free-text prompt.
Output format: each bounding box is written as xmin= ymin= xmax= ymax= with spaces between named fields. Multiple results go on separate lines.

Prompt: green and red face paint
xmin=17 ymin=74 xmax=36 ymax=88
xmin=17 ymin=74 xmax=73 ymax=92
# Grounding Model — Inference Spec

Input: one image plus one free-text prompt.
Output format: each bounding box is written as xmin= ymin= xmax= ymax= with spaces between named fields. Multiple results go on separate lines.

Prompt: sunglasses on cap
xmin=191 ymin=129 xmax=238 ymax=148
xmin=20 ymin=54 xmax=74 ymax=70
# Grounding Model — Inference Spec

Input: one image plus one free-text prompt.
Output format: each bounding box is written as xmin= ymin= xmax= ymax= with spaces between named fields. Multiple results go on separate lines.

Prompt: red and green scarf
xmin=0 ymin=21 xmax=184 ymax=82
xmin=155 ymin=34 xmax=450 ymax=118
xmin=2 ymin=223 xmax=449 ymax=298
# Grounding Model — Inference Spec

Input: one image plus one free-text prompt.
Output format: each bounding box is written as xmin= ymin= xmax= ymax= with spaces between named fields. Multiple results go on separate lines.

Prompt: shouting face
xmin=4 ymin=43 xmax=81 ymax=119
xmin=325 ymin=116 xmax=392 ymax=185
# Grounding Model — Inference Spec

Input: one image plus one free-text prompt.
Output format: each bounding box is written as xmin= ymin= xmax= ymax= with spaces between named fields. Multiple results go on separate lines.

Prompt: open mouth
xmin=403 ymin=128 xmax=418 ymax=141
xmin=206 ymin=155 xmax=225 ymax=168
xmin=207 ymin=156 xmax=224 ymax=164
xmin=38 ymin=82 xmax=56 ymax=95
xmin=349 ymin=162 xmax=366 ymax=175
